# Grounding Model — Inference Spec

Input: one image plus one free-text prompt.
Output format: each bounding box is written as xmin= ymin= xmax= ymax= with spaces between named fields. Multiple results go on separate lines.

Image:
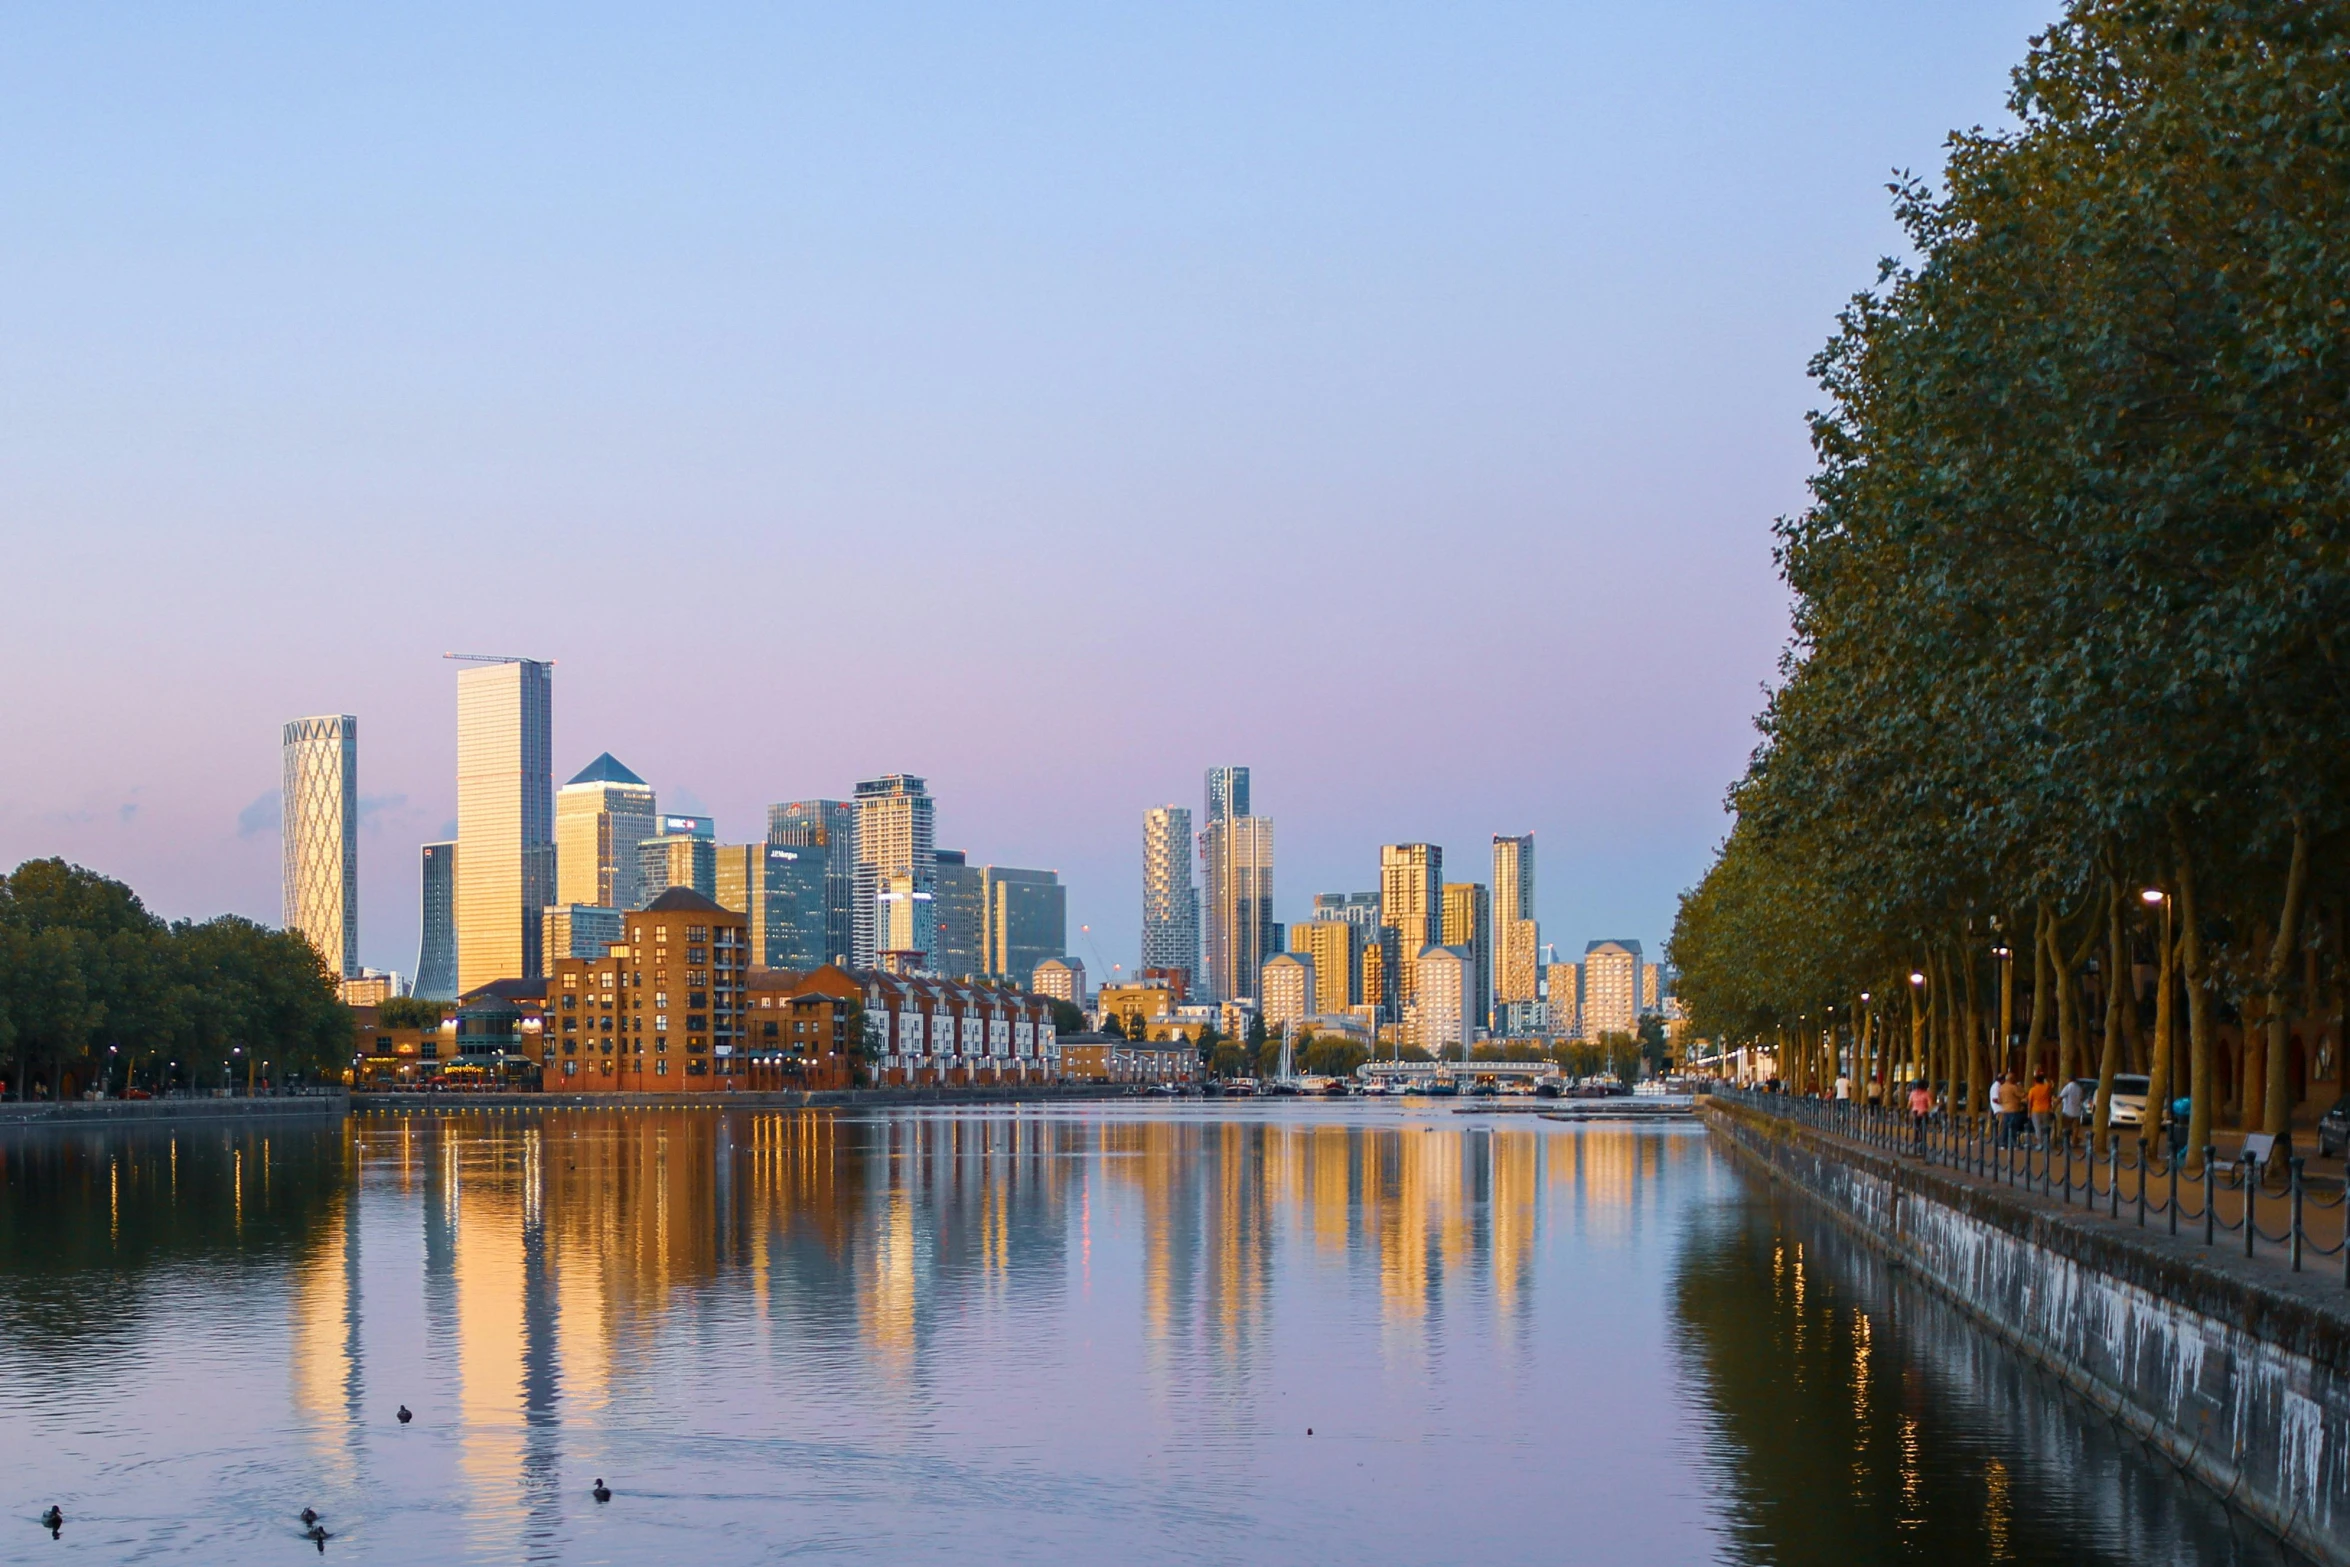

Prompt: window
xmin=563 ymin=974 xmax=579 ymax=990
xmin=655 ymin=1037 xmax=668 ymax=1052
xmin=655 ymin=1058 xmax=668 ymax=1075
xmin=688 ymin=1038 xmax=706 ymax=1053
xmin=687 ymin=947 xmax=707 ymax=965
xmin=686 ymin=1059 xmax=708 ymax=1075
xmin=561 ymin=996 xmax=577 ymax=1012
xmin=686 ymin=925 xmax=709 ymax=942
xmin=563 ymin=1060 xmax=577 ymax=1076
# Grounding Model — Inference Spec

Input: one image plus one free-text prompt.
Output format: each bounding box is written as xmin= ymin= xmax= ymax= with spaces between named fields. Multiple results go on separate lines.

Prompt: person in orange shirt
xmin=2027 ymin=1072 xmax=2054 ymax=1146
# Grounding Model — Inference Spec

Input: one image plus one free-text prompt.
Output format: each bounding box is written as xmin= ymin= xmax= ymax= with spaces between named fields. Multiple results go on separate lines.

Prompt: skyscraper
xmin=281 ymin=714 xmax=357 ymax=978
xmin=1492 ymin=833 xmax=1539 ymax=1020
xmin=716 ymin=842 xmax=828 ymax=970
xmin=415 ymin=842 xmax=457 ymax=1000
xmin=1379 ymin=843 xmax=1442 ymax=1012
xmin=1414 ymin=945 xmax=1475 ymax=1056
xmin=933 ymin=850 xmax=985 ymax=977
xmin=1141 ymin=805 xmax=1199 ymax=990
xmin=768 ymin=799 xmax=857 ymax=965
xmin=1441 ymin=882 xmax=1492 ymax=1036
xmin=983 ymin=865 xmax=1066 ymax=989
xmin=1199 ymin=768 xmax=1273 ymax=1004
xmin=638 ymin=823 xmax=716 ymax=905
xmin=1583 ymin=940 xmax=1644 ymax=1038
xmin=556 ymin=753 xmax=657 ymax=911
xmin=854 ymin=775 xmax=935 ymax=968
xmin=454 ymin=658 xmax=554 ymax=992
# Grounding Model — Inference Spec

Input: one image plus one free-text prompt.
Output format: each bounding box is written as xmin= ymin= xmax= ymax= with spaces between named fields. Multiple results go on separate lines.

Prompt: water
xmin=0 ymin=1104 xmax=2302 ymax=1565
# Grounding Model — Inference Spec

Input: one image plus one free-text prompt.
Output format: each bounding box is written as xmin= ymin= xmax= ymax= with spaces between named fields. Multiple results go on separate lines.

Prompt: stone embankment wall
xmin=0 ymin=1093 xmax=349 ymax=1128
xmin=357 ymin=1082 xmax=1135 ymax=1112
xmin=1704 ymin=1097 xmax=2350 ymax=1566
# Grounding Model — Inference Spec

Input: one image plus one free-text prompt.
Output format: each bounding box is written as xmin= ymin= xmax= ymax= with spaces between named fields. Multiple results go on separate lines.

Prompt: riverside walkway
xmin=1720 ymin=1087 xmax=2350 ymax=1290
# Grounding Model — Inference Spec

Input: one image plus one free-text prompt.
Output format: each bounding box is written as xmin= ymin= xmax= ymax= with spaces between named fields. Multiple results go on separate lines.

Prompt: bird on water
xmin=396 ymin=1405 xmax=413 ymax=1424
xmin=39 ymin=1506 xmax=62 ymax=1536
xmin=305 ymin=1521 xmax=333 ymax=1551
xmin=300 ymin=1508 xmax=319 ymax=1526
xmin=591 ymin=1479 xmax=612 ymax=1503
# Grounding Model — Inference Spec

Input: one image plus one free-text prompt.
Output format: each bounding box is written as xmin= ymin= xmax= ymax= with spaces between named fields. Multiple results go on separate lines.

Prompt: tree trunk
xmin=1962 ymin=938 xmax=1988 ymax=1128
xmin=2030 ymin=900 xmax=2055 ymax=1078
xmin=2175 ymin=816 xmax=2215 ymax=1172
xmin=2095 ymin=875 xmax=2125 ymax=1157
xmin=2262 ymin=816 xmax=2312 ymax=1145
xmin=1909 ymin=973 xmax=1924 ymax=1090
xmin=2144 ymin=888 xmax=2178 ymax=1164
xmin=1999 ymin=918 xmax=2017 ymax=1078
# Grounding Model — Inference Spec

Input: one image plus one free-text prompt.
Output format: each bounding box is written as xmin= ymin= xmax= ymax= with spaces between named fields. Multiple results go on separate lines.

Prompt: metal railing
xmin=1717 ymin=1087 xmax=2349 ymax=1285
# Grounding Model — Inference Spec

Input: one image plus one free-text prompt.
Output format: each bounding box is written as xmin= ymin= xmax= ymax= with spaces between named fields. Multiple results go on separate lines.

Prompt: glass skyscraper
xmin=716 ymin=842 xmax=827 ymax=970
xmin=281 ymin=714 xmax=358 ymax=978
xmin=933 ymin=850 xmax=985 ymax=978
xmin=768 ymin=799 xmax=857 ymax=966
xmin=415 ymin=841 xmax=457 ymax=1001
xmin=555 ymin=752 xmax=656 ymax=911
xmin=852 ymin=775 xmax=935 ymax=968
xmin=982 ymin=865 xmax=1065 ymax=990
xmin=1199 ymin=767 xmax=1273 ymax=1005
xmin=454 ymin=658 xmax=554 ymax=992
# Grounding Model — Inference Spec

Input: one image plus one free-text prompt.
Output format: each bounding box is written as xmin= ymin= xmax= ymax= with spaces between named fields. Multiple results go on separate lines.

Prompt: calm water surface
xmin=0 ymin=1105 xmax=2301 ymax=1564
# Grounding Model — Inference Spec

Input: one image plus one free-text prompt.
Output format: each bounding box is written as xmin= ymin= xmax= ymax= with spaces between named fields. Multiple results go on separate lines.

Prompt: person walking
xmin=2058 ymin=1074 xmax=2088 ymax=1147
xmin=1996 ymin=1073 xmax=2026 ymax=1146
xmin=1908 ymin=1078 xmax=1933 ymax=1154
xmin=1834 ymin=1071 xmax=1852 ymax=1105
xmin=2027 ymin=1073 xmax=2054 ymax=1146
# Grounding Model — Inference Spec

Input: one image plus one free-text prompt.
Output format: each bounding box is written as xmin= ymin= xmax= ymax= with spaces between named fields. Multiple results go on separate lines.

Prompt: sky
xmin=0 ymin=1 xmax=2054 ymax=982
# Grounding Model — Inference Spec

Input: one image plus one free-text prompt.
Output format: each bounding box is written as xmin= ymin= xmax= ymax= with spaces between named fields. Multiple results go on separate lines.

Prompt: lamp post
xmin=229 ymin=1046 xmax=242 ymax=1097
xmin=1909 ymin=970 xmax=1928 ymax=1095
xmin=106 ymin=1044 xmax=118 ymax=1099
xmin=2142 ymin=887 xmax=2174 ymax=1157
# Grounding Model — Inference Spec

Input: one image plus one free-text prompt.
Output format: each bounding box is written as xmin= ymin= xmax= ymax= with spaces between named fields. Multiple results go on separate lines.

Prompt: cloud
xmin=119 ymin=802 xmax=138 ymax=824
xmin=237 ymin=791 xmax=280 ymax=840
xmin=358 ymin=793 xmax=409 ymax=833
xmin=440 ymin=818 xmax=458 ymax=839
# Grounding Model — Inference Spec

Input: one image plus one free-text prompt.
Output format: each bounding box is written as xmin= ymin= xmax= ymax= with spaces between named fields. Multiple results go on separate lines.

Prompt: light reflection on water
xmin=0 ymin=1106 xmax=2299 ymax=1564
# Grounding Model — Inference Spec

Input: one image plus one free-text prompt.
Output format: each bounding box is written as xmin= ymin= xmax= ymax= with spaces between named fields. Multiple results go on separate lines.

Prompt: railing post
xmin=2169 ymin=1144 xmax=2179 ymax=1235
xmin=2246 ymin=1154 xmax=2259 ymax=1259
xmin=2291 ymin=1158 xmax=2305 ymax=1272
xmin=2136 ymin=1141 xmax=2147 ymax=1228
xmin=2064 ymin=1132 xmax=2073 ymax=1203
xmin=2110 ymin=1137 xmax=2120 ymax=1219
xmin=2204 ymin=1148 xmax=2217 ymax=1246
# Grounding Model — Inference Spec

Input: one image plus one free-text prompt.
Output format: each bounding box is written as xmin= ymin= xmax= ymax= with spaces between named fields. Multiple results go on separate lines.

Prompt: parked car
xmin=2069 ymin=1074 xmax=2151 ymax=1128
xmin=2318 ymin=1098 xmax=2350 ymax=1159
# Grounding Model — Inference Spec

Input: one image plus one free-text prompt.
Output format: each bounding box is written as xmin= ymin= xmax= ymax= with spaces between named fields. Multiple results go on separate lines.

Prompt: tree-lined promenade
xmin=1670 ymin=0 xmax=2350 ymax=1165
xmin=0 ymin=859 xmax=349 ymax=1098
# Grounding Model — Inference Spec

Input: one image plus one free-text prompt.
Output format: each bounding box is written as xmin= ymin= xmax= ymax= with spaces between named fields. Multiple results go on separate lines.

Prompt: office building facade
xmin=555 ymin=753 xmax=657 ymax=911
xmin=1492 ymin=833 xmax=1539 ymax=1019
xmin=933 ymin=851 xmax=985 ymax=977
xmin=768 ymin=798 xmax=858 ymax=965
xmin=415 ymin=841 xmax=457 ymax=1000
xmin=455 ymin=659 xmax=554 ymax=991
xmin=1441 ymin=881 xmax=1492 ymax=1036
xmin=639 ymin=830 xmax=717 ymax=906
xmin=281 ymin=714 xmax=358 ymax=978
xmin=853 ymin=775 xmax=935 ymax=968
xmin=542 ymin=904 xmax=625 ymax=974
xmin=983 ymin=865 xmax=1065 ymax=989
xmin=716 ymin=842 xmax=828 ymax=971
xmin=1288 ymin=918 xmax=1360 ymax=1010
xmin=1141 ymin=805 xmax=1200 ymax=990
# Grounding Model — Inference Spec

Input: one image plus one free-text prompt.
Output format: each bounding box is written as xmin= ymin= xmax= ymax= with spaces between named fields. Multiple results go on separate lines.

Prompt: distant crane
xmin=442 ymin=652 xmax=552 ymax=665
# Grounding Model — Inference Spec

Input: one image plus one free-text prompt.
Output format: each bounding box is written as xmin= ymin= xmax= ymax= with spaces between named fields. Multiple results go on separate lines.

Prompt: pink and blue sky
xmin=0 ymin=2 xmax=2050 ymax=978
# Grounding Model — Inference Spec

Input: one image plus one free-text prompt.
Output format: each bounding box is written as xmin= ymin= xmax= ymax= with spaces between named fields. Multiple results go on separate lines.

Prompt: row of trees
xmin=0 ymin=859 xmax=351 ymax=1097
xmin=1668 ymin=0 xmax=2350 ymax=1162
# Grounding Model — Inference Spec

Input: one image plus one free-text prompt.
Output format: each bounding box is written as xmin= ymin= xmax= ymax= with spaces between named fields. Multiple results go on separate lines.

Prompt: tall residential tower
xmin=281 ymin=714 xmax=358 ymax=978
xmin=854 ymin=775 xmax=936 ymax=967
xmin=1199 ymin=767 xmax=1274 ymax=1004
xmin=1141 ymin=805 xmax=1199 ymax=990
xmin=1492 ymin=833 xmax=1539 ymax=1026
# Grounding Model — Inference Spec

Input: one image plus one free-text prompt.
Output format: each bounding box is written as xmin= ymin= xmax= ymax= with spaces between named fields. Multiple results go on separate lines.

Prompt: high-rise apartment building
xmin=1032 ymin=956 xmax=1085 ymax=1007
xmin=933 ymin=850 xmax=985 ymax=977
xmin=853 ymin=775 xmax=935 ymax=968
xmin=1379 ymin=844 xmax=1443 ymax=1012
xmin=1260 ymin=951 xmax=1316 ymax=1031
xmin=715 ymin=842 xmax=828 ymax=971
xmin=1288 ymin=919 xmax=1361 ymax=1010
xmin=555 ymin=753 xmax=657 ymax=911
xmin=1141 ymin=806 xmax=1200 ymax=990
xmin=415 ymin=842 xmax=457 ymax=1000
xmin=768 ymin=799 xmax=857 ymax=965
xmin=281 ymin=714 xmax=358 ymax=978
xmin=1547 ymin=960 xmax=1582 ymax=1039
xmin=1441 ymin=882 xmax=1492 ymax=1036
xmin=1492 ymin=833 xmax=1539 ymax=1019
xmin=1199 ymin=767 xmax=1274 ymax=1003
xmin=1414 ymin=945 xmax=1474 ymax=1056
xmin=1583 ymin=940 xmax=1643 ymax=1039
xmin=1641 ymin=961 xmax=1667 ymax=1014
xmin=455 ymin=658 xmax=554 ymax=992
xmin=983 ymin=866 xmax=1065 ymax=989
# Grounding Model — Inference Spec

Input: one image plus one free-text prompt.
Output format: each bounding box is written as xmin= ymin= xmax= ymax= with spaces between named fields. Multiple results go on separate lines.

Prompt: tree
xmin=1101 ymin=1012 xmax=1128 ymax=1041
xmin=1046 ymin=998 xmax=1086 ymax=1038
xmin=378 ymin=996 xmax=449 ymax=1030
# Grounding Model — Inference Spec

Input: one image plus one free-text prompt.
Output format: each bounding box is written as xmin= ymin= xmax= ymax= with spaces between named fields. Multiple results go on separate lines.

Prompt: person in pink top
xmin=1908 ymin=1080 xmax=1934 ymax=1153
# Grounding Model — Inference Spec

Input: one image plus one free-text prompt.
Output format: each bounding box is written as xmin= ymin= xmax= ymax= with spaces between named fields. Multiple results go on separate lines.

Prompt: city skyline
xmin=0 ymin=5 xmax=2052 ymax=982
